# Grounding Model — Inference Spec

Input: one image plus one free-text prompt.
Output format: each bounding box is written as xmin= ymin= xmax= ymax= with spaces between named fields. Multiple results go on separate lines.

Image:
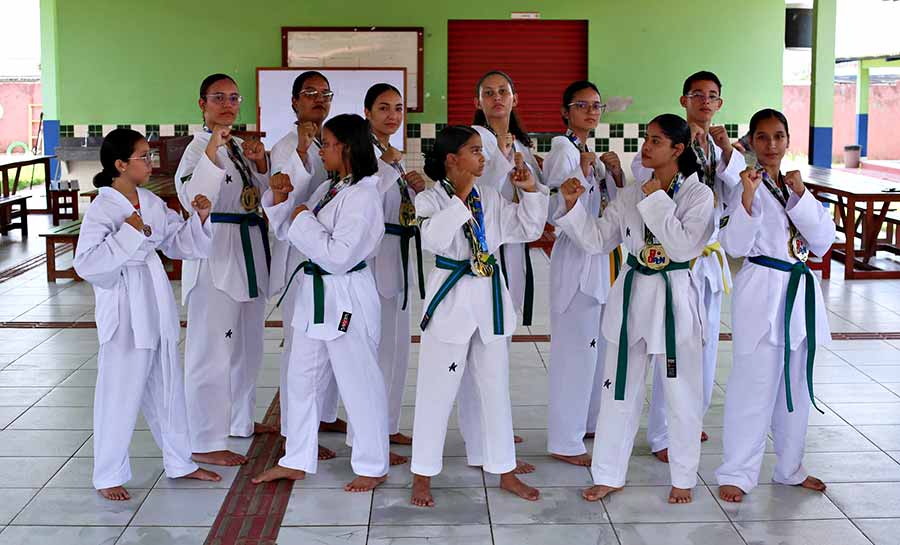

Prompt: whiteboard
xmin=256 ymin=67 xmax=406 ymax=151
xmin=283 ymin=28 xmax=423 ymax=111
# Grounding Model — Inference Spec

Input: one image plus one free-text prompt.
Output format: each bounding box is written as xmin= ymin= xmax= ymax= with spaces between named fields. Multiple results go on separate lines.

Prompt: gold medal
xmin=470 ymin=254 xmax=494 ymax=277
xmin=399 ymin=201 xmax=417 ymax=227
xmin=789 ymin=232 xmax=810 ymax=262
xmin=241 ymin=185 xmax=261 ymax=212
xmin=640 ymin=244 xmax=670 ymax=271
xmin=142 ymin=225 xmax=152 ymax=237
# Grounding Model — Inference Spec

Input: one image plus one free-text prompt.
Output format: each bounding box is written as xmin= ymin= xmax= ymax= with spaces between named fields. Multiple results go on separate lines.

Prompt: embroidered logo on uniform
xmin=449 ymin=362 xmax=458 ymax=372
xmin=225 ymin=174 xmax=233 ymax=184
xmin=603 ymin=379 xmax=612 ymax=389
xmin=590 ymin=338 xmax=597 ymax=348
xmin=225 ymin=329 xmax=233 ymax=339
xmin=180 ymin=173 xmax=193 ymax=183
xmin=719 ymin=216 xmax=730 ymax=229
xmin=338 ymin=312 xmax=352 ymax=332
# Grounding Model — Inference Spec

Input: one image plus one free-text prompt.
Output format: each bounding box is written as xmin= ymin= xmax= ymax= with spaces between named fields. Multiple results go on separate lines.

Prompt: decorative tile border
xmin=59 ymin=124 xmax=257 ymax=139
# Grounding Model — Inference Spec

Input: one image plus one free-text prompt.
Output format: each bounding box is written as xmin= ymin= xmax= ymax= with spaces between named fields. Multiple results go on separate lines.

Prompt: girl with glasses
xmin=75 ymin=128 xmax=220 ymax=500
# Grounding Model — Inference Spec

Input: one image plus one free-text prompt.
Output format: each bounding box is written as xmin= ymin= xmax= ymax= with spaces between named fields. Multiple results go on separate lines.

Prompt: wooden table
xmin=82 ymin=176 xmax=184 ymax=280
xmin=799 ymin=164 xmax=900 ymax=280
xmin=0 ymin=155 xmax=54 ymax=213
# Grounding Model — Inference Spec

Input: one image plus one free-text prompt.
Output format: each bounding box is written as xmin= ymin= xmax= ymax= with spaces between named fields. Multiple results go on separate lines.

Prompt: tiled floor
xmin=1 ymin=236 xmax=900 ymax=543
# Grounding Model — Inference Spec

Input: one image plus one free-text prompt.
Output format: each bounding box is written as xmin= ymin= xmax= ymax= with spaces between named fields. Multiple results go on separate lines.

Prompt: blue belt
xmin=210 ymin=212 xmax=270 ymax=299
xmin=420 ymin=255 xmax=504 ymax=335
xmin=748 ymin=255 xmax=822 ymax=413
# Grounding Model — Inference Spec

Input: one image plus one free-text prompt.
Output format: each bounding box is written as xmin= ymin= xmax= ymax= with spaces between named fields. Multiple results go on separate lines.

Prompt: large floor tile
xmin=4 ymin=354 xmax=91 ymax=371
xmin=282 ymin=488 xmax=372 ymax=526
xmin=826 ymin=482 xmax=900 ymax=518
xmin=0 ymin=526 xmax=123 ymax=545
xmin=115 ymin=526 xmax=209 ymax=545
xmin=154 ymin=464 xmax=240 ymax=489
xmin=131 ymin=488 xmax=227 ymax=526
xmin=9 ymin=406 xmax=93 ymax=429
xmin=368 ymin=525 xmax=491 ymax=545
xmin=0 ymin=388 xmax=50 ymax=406
xmin=484 ymin=456 xmax=592 ymax=488
xmin=828 ymin=402 xmax=900 ymax=425
xmin=803 ymin=451 xmax=900 ymax=482
xmin=802 ymin=425 xmax=880 ymax=452
xmin=36 ymin=387 xmax=95 ymax=407
xmin=0 ymin=457 xmax=68 ymax=487
xmin=0 ymin=369 xmax=73 ymax=388
xmin=493 ymin=524 xmax=617 ymax=545
xmin=734 ymin=519 xmax=872 ymax=545
xmin=487 ymin=486 xmax=608 ymax=524
xmin=813 ymin=382 xmax=900 ymax=403
xmin=0 ymin=429 xmax=90 ymax=456
xmin=857 ymin=425 xmax=900 ymax=450
xmin=76 ymin=431 xmax=163 ymax=458
xmin=370 ymin=487 xmax=487 ymax=526
xmin=0 ymin=407 xmax=27 ymax=428
xmin=715 ymin=484 xmax=844 ymax=521
xmin=47 ymin=457 xmax=163 ymax=489
xmin=852 ymin=518 xmax=900 ymax=545
xmin=383 ymin=457 xmax=483 ymax=489
xmin=12 ymin=488 xmax=149 ymax=526
xmin=0 ymin=489 xmax=38 ymax=525
xmin=615 ymin=522 xmax=745 ymax=545
xmin=603 ymin=485 xmax=728 ymax=523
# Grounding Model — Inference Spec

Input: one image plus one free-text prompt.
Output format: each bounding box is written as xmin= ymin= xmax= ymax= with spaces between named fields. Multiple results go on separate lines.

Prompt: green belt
xmin=420 ymin=255 xmax=504 ymax=335
xmin=210 ymin=212 xmax=271 ymax=299
xmin=615 ymin=254 xmax=690 ymax=401
xmin=499 ymin=243 xmax=535 ymax=326
xmin=748 ymin=255 xmax=822 ymax=414
xmin=277 ymin=260 xmax=367 ymax=324
xmin=384 ymin=223 xmax=426 ymax=311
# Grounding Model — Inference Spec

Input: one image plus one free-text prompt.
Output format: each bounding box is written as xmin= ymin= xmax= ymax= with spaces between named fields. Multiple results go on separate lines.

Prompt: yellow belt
xmin=691 ymin=242 xmax=731 ymax=294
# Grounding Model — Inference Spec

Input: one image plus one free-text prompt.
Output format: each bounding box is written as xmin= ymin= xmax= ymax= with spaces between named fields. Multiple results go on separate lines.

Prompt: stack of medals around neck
xmin=639 ymin=173 xmax=683 ymax=271
xmin=758 ymin=167 xmax=809 ymax=262
xmin=440 ymin=179 xmax=494 ymax=277
xmin=565 ymin=129 xmax=609 ymax=216
xmin=372 ymin=134 xmax=416 ymax=227
xmin=692 ymin=133 xmax=718 ymax=207
xmin=225 ymin=138 xmax=261 ymax=213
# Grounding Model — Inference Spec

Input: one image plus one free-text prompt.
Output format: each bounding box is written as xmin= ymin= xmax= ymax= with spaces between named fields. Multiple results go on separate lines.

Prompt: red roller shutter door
xmin=447 ymin=20 xmax=588 ymax=133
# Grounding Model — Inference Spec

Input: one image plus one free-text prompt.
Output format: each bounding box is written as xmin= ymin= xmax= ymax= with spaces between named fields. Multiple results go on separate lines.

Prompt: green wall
xmin=47 ymin=0 xmax=784 ymax=125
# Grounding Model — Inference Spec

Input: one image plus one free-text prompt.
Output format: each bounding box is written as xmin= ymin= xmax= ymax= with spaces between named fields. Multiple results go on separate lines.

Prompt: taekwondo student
xmin=75 ymin=129 xmax=221 ymax=500
xmin=557 ymin=114 xmax=714 ymax=504
xmin=716 ymin=109 xmax=833 ymax=503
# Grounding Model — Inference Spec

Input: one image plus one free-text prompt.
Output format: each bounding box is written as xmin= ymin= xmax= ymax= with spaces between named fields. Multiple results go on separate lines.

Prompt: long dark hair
xmin=199 ymin=73 xmax=236 ymax=98
xmin=472 ymin=70 xmax=532 ymax=148
xmin=323 ymin=114 xmax=378 ymax=182
xmin=93 ymin=128 xmax=145 ymax=188
xmin=561 ymin=80 xmax=601 ymax=126
xmin=364 ymin=83 xmax=401 ymax=110
xmin=424 ymin=125 xmax=479 ymax=181
xmin=749 ymin=108 xmax=790 ymax=138
xmin=648 ymin=114 xmax=700 ymax=179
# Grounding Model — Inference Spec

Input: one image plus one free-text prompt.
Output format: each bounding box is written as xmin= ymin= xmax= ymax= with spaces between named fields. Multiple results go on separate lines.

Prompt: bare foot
xmin=700 ymin=431 xmax=709 ymax=442
xmin=499 ymin=472 xmax=540 ymax=501
xmin=98 ymin=486 xmax=130 ymax=501
xmin=255 ymin=422 xmax=279 ymax=434
xmin=719 ymin=484 xmax=744 ymax=503
xmin=669 ymin=486 xmax=693 ymax=504
xmin=390 ymin=432 xmax=412 ymax=445
xmin=514 ymin=459 xmax=536 ymax=474
xmin=318 ymin=445 xmax=337 ymax=460
xmin=584 ymin=432 xmax=595 ymax=439
xmin=550 ymin=453 xmax=592 ymax=467
xmin=251 ymin=464 xmax=306 ymax=484
xmin=344 ymin=475 xmax=386 ymax=492
xmin=798 ymin=476 xmax=826 ymax=492
xmin=411 ymin=474 xmax=434 ymax=507
xmin=514 ymin=435 xmax=524 ymax=444
xmin=390 ymin=451 xmax=409 ymax=466
xmin=582 ymin=484 xmax=620 ymax=502
xmin=192 ymin=450 xmax=247 ymax=466
xmin=653 ymin=449 xmax=669 ymax=464
xmin=183 ymin=468 xmax=221 ymax=482
xmin=319 ymin=418 xmax=348 ymax=434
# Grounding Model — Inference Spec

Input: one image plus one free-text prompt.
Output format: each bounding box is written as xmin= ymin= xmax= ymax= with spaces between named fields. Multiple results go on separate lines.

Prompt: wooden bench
xmin=49 ymin=189 xmax=80 ymax=226
xmin=40 ymin=221 xmax=82 ymax=281
xmin=0 ymin=195 xmax=30 ymax=236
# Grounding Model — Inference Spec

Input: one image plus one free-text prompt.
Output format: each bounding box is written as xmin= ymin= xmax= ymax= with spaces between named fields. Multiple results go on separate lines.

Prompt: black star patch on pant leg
xmin=590 ymin=338 xmax=597 ymax=348
xmin=603 ymin=379 xmax=612 ymax=389
xmin=225 ymin=329 xmax=233 ymax=339
xmin=449 ymin=362 xmax=457 ymax=372
xmin=625 ymin=227 xmax=631 ymax=237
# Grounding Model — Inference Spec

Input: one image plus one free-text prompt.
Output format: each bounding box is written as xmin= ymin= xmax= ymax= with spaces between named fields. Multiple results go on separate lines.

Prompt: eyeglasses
xmin=127 ymin=150 xmax=159 ymax=166
xmin=203 ymin=93 xmax=243 ymax=105
xmin=568 ymin=101 xmax=607 ymax=114
xmin=299 ymin=88 xmax=335 ymax=101
xmin=685 ymin=93 xmax=722 ymax=104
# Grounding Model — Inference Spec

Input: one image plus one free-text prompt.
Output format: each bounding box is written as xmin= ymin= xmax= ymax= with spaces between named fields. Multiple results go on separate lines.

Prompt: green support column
xmin=809 ymin=0 xmax=837 ymax=167
xmin=39 ymin=0 xmax=61 ymax=176
xmin=856 ymin=62 xmax=869 ymax=156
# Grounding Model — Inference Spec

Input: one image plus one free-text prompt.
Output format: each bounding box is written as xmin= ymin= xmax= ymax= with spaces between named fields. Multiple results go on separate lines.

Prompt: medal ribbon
xmin=692 ymin=133 xmax=718 ymax=190
xmin=313 ymin=174 xmax=354 ymax=216
xmin=439 ymin=180 xmax=493 ymax=276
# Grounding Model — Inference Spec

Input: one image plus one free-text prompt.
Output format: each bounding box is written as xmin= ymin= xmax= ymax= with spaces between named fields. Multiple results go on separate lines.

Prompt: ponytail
xmin=93 ymin=128 xmax=145 ymax=188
